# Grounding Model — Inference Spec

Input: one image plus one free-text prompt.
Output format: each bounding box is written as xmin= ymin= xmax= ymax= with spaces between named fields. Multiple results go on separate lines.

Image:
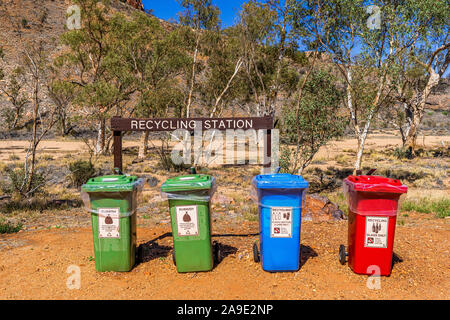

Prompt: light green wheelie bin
xmin=81 ymin=174 xmax=144 ymax=272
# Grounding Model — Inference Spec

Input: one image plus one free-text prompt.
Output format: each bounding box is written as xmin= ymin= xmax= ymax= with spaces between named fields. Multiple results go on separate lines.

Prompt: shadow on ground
xmin=215 ymin=242 xmax=238 ymax=264
xmin=212 ymin=233 xmax=259 ymax=237
xmin=392 ymin=252 xmax=404 ymax=268
xmin=300 ymin=244 xmax=318 ymax=267
xmin=137 ymin=232 xmax=239 ymax=269
xmin=137 ymin=232 xmax=172 ymax=263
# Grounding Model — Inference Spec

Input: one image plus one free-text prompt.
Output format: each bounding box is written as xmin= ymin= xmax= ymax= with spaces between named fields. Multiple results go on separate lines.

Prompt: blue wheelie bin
xmin=252 ymin=174 xmax=309 ymax=272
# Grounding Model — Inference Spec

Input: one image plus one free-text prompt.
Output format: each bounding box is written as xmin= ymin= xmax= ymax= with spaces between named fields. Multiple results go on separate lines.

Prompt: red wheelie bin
xmin=339 ymin=175 xmax=407 ymax=276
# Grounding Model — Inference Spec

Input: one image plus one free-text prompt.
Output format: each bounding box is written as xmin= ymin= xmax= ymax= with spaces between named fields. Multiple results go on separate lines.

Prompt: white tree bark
xmin=138 ymin=131 xmax=149 ymax=159
xmin=186 ymin=36 xmax=200 ymax=118
xmin=95 ymin=120 xmax=103 ymax=155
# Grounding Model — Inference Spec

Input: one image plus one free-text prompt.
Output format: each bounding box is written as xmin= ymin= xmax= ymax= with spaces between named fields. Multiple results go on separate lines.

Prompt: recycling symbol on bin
xmin=105 ymin=215 xmax=113 ymax=225
xmin=372 ymin=222 xmax=381 ymax=233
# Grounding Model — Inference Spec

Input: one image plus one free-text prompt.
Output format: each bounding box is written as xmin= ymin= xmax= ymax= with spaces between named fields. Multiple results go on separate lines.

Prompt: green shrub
xmin=393 ymin=147 xmax=413 ymax=159
xmin=40 ymin=154 xmax=54 ymax=161
xmin=1 ymin=166 xmax=46 ymax=197
xmin=21 ymin=18 xmax=28 ymax=28
xmin=0 ymin=221 xmax=23 ymax=234
xmin=242 ymin=205 xmax=259 ymax=221
xmin=156 ymin=150 xmax=189 ymax=172
xmin=377 ymin=167 xmax=429 ymax=183
xmin=280 ymin=70 xmax=346 ymax=173
xmin=279 ymin=147 xmax=292 ymax=173
xmin=8 ymin=154 xmax=20 ymax=161
xmin=68 ymin=160 xmax=97 ymax=188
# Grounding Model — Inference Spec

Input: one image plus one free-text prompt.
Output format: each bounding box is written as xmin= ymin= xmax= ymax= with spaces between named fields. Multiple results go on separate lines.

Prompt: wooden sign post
xmin=111 ymin=116 xmax=274 ymax=172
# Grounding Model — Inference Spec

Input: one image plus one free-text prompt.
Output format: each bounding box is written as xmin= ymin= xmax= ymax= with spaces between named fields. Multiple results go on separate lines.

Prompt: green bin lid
xmin=81 ymin=175 xmax=139 ymax=192
xmin=161 ymin=174 xmax=214 ymax=193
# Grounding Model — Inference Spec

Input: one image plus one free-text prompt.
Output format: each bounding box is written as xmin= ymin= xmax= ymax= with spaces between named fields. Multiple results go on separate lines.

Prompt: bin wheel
xmin=172 ymin=250 xmax=176 ymax=266
xmin=339 ymin=245 xmax=347 ymax=265
xmin=253 ymin=241 xmax=260 ymax=263
xmin=213 ymin=241 xmax=221 ymax=263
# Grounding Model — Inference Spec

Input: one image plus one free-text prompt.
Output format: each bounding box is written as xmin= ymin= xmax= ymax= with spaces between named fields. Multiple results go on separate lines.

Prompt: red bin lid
xmin=344 ymin=175 xmax=408 ymax=194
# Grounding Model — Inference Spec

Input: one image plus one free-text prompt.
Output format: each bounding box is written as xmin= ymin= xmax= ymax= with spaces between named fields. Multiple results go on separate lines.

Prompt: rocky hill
xmin=0 ymin=0 xmax=145 ymax=63
xmin=121 ymin=0 xmax=144 ymax=11
xmin=428 ymin=77 xmax=450 ymax=111
xmin=0 ymin=0 xmax=448 ymax=113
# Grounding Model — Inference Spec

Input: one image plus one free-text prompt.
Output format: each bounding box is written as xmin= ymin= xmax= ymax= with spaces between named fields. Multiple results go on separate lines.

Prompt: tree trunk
xmin=354 ymin=136 xmax=366 ymax=174
xmin=404 ymin=71 xmax=440 ymax=153
xmin=138 ymin=131 xmax=149 ymax=159
xmin=60 ymin=111 xmax=66 ymax=137
xmin=404 ymin=108 xmax=422 ymax=152
xmin=12 ymin=109 xmax=21 ymax=130
xmin=95 ymin=118 xmax=106 ymax=155
xmin=353 ymin=108 xmax=375 ymax=174
xmin=399 ymin=103 xmax=413 ymax=146
xmin=26 ymin=81 xmax=39 ymax=194
xmin=185 ymin=35 xmax=200 ymax=118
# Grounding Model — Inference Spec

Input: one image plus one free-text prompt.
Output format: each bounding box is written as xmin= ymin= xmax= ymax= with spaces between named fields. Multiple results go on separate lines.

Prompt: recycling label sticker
xmin=365 ymin=216 xmax=389 ymax=248
xmin=176 ymin=205 xmax=199 ymax=237
xmin=270 ymin=207 xmax=293 ymax=238
xmin=98 ymin=208 xmax=120 ymax=238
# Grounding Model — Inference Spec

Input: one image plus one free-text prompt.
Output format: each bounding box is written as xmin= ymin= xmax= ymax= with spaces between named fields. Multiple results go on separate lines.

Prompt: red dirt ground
xmin=0 ymin=211 xmax=448 ymax=300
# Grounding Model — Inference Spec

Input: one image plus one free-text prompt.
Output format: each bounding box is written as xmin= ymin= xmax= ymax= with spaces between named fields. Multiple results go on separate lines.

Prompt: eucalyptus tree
xmin=280 ymin=70 xmax=346 ymax=174
xmin=178 ymin=0 xmax=221 ymax=117
xmin=110 ymin=11 xmax=189 ymax=159
xmin=57 ymin=0 xmax=136 ymax=155
xmin=389 ymin=0 xmax=449 ymax=154
xmin=21 ymin=42 xmax=59 ymax=196
xmin=46 ymin=63 xmax=76 ymax=137
xmin=0 ymin=67 xmax=28 ymax=130
xmin=197 ymin=26 xmax=246 ymax=118
xmin=290 ymin=0 xmax=431 ymax=172
xmin=236 ymin=0 xmax=303 ymax=116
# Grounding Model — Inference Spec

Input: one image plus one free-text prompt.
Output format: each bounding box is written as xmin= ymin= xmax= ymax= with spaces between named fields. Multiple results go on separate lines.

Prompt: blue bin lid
xmin=252 ymin=174 xmax=309 ymax=189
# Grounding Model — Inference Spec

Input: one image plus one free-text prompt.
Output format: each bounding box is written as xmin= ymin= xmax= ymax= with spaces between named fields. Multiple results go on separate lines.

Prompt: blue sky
xmin=141 ymin=1 xmax=449 ymax=77
xmin=141 ymin=0 xmax=246 ymax=27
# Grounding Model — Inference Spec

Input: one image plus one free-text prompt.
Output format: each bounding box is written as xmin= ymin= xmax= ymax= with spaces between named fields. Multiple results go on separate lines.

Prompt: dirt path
xmin=0 ymin=212 xmax=448 ymax=300
xmin=1 ymin=132 xmax=448 ymax=162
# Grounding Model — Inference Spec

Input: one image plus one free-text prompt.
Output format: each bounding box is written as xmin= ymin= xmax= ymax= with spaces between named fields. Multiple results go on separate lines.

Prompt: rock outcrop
xmin=427 ymin=78 xmax=450 ymax=110
xmin=122 ymin=0 xmax=145 ymax=11
xmin=303 ymin=193 xmax=346 ymax=221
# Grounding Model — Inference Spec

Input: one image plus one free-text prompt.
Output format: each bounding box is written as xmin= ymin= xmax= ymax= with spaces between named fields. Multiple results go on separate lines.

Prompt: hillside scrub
xmin=0 ymin=0 xmax=448 ymax=175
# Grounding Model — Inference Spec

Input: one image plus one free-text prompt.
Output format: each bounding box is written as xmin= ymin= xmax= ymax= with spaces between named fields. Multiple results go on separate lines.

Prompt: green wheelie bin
xmin=161 ymin=174 xmax=219 ymax=273
xmin=81 ymin=174 xmax=145 ymax=272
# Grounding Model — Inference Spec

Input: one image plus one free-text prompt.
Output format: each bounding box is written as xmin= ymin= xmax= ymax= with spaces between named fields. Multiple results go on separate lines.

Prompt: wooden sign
xmin=111 ymin=116 xmax=274 ymax=132
xmin=111 ymin=116 xmax=274 ymax=172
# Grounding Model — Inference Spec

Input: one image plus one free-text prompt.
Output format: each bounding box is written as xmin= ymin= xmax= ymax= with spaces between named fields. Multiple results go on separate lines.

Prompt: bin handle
xmin=113 ymin=167 xmax=123 ymax=175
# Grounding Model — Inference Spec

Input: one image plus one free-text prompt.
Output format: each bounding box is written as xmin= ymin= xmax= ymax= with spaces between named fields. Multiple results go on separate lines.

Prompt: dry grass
xmin=402 ymin=197 xmax=450 ymax=218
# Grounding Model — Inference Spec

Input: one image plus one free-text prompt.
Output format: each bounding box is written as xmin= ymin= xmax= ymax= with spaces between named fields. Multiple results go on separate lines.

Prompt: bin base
xmin=262 ymin=268 xmax=300 ymax=273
